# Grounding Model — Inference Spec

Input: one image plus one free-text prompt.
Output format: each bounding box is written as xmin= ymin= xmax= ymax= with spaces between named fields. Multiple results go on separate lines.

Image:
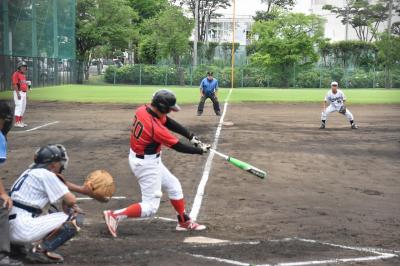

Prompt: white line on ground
xmin=188 ymin=253 xmax=251 ymax=266
xmin=21 ymin=121 xmax=60 ymax=132
xmin=76 ymin=196 xmax=127 ymax=201
xmin=190 ymin=89 xmax=233 ymax=221
xmin=84 ymin=216 xmax=176 ymax=225
xmin=186 ymin=237 xmax=398 ymax=266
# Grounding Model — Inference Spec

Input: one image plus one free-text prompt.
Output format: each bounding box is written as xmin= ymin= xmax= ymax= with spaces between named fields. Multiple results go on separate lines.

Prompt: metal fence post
xmin=241 ymin=68 xmax=244 ymax=88
xmin=165 ymin=66 xmax=168 ymax=86
xmin=139 ymin=64 xmax=142 ymax=85
xmin=319 ymin=65 xmax=322 ymax=89
xmin=190 ymin=65 xmax=193 ymax=86
xmin=113 ymin=69 xmax=116 ymax=85
xmin=293 ymin=63 xmax=296 ymax=88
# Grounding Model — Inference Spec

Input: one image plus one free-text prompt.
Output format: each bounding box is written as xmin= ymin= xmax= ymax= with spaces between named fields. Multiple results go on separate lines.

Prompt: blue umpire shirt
xmin=200 ymin=78 xmax=218 ymax=96
xmin=0 ymin=132 xmax=6 ymax=164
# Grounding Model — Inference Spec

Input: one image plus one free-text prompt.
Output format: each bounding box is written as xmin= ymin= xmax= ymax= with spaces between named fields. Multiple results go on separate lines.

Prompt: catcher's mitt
xmin=339 ymin=105 xmax=347 ymax=114
xmin=84 ymin=170 xmax=116 ymax=202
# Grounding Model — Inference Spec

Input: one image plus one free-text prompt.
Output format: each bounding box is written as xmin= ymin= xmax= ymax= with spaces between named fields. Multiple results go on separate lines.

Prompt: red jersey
xmin=12 ymin=71 xmax=28 ymax=92
xmin=130 ymin=105 xmax=179 ymax=155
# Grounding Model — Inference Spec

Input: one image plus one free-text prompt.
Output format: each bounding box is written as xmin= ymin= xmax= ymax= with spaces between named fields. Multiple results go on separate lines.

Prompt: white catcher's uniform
xmin=321 ymin=89 xmax=354 ymax=122
xmin=9 ymin=168 xmax=70 ymax=244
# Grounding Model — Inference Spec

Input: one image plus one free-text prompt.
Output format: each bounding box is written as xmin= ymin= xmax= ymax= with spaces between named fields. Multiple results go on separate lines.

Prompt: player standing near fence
xmin=320 ymin=81 xmax=358 ymax=129
xmin=197 ymin=71 xmax=221 ymax=116
xmin=12 ymin=61 xmax=31 ymax=128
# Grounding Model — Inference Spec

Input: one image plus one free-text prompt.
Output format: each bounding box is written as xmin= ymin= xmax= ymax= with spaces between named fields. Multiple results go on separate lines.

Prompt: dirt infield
xmin=2 ymin=101 xmax=400 ymax=265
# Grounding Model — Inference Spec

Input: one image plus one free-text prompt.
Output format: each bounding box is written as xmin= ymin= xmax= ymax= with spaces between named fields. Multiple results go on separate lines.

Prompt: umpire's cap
xmin=17 ymin=61 xmax=28 ymax=70
xmin=151 ymin=89 xmax=180 ymax=114
xmin=31 ymin=144 xmax=69 ymax=170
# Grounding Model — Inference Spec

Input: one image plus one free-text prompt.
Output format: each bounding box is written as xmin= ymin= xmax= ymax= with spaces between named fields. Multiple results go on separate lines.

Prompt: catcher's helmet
xmin=151 ymin=89 xmax=180 ymax=113
xmin=31 ymin=144 xmax=69 ymax=170
xmin=17 ymin=61 xmax=28 ymax=70
xmin=0 ymin=101 xmax=13 ymax=137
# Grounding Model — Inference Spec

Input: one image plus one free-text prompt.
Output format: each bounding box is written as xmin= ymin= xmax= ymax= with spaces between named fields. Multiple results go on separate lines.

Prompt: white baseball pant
xmin=321 ymin=105 xmax=354 ymax=122
xmin=128 ymin=150 xmax=183 ymax=218
xmin=9 ymin=209 xmax=69 ymax=244
xmin=13 ymin=91 xmax=27 ymax=117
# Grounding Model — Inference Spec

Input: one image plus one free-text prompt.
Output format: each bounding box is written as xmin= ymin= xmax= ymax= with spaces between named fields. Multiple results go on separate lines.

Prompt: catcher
xmin=8 ymin=144 xmax=111 ymax=264
xmin=320 ymin=81 xmax=358 ymax=129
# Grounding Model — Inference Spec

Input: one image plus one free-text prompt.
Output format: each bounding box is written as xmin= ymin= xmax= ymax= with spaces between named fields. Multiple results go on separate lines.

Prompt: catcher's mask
xmin=31 ymin=144 xmax=69 ymax=173
xmin=0 ymin=101 xmax=13 ymax=137
xmin=151 ymin=89 xmax=180 ymax=114
xmin=17 ymin=61 xmax=28 ymax=70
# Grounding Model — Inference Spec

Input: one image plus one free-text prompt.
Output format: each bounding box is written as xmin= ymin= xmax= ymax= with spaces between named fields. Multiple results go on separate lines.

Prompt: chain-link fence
xmin=0 ymin=0 xmax=76 ymax=90
xmin=103 ymin=63 xmax=400 ymax=89
xmin=0 ymin=56 xmax=77 ymax=90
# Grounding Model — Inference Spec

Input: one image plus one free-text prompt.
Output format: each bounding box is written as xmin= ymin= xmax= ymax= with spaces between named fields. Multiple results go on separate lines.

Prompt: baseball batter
xmin=8 ymin=144 xmax=85 ymax=264
xmin=12 ymin=61 xmax=30 ymax=128
xmin=320 ymin=81 xmax=358 ymax=129
xmin=104 ymin=89 xmax=210 ymax=237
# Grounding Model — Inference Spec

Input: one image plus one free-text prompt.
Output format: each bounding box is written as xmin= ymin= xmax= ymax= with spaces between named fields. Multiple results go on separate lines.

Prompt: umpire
xmin=197 ymin=71 xmax=221 ymax=116
xmin=0 ymin=101 xmax=23 ymax=266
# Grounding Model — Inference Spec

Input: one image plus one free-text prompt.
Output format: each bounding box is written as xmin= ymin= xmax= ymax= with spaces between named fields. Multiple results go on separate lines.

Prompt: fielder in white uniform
xmin=320 ymin=81 xmax=358 ymax=129
xmin=8 ymin=144 xmax=85 ymax=264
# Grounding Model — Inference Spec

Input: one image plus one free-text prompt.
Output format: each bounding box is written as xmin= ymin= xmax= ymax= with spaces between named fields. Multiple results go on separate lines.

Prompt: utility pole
xmin=345 ymin=0 xmax=349 ymax=41
xmin=385 ymin=0 xmax=393 ymax=89
xmin=193 ymin=0 xmax=199 ymax=66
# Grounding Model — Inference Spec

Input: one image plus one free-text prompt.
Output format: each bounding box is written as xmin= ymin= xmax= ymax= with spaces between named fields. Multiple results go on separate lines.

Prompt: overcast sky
xmin=219 ymin=0 xmax=312 ymax=17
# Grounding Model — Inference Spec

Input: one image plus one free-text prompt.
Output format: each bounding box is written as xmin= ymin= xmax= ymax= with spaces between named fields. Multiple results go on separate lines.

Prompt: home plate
xmin=222 ymin=121 xmax=234 ymax=126
xmin=184 ymin=236 xmax=230 ymax=244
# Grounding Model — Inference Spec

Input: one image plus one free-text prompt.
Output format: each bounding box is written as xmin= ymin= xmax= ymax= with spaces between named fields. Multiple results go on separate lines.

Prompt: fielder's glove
xmin=339 ymin=105 xmax=347 ymax=114
xmin=83 ymin=170 xmax=116 ymax=202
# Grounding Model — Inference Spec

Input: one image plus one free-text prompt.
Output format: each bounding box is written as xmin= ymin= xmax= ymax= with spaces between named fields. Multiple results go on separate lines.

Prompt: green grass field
xmin=1 ymin=85 xmax=399 ymax=104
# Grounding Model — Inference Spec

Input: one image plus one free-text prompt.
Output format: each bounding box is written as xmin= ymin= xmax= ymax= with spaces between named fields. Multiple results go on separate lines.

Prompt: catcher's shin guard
xmin=41 ymin=214 xmax=84 ymax=251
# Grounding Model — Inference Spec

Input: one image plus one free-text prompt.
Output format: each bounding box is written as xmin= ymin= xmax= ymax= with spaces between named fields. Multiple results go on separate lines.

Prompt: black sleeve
xmin=165 ymin=116 xmax=193 ymax=139
xmin=171 ymin=141 xmax=203 ymax=154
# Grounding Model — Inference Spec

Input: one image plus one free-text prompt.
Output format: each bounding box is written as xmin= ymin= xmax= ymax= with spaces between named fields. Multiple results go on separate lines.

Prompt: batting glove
xmin=199 ymin=142 xmax=211 ymax=153
xmin=190 ymin=135 xmax=202 ymax=147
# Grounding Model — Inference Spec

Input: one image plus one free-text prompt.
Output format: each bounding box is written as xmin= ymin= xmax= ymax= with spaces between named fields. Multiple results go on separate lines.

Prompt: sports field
xmin=2 ymin=85 xmax=400 ymax=265
xmin=1 ymin=85 xmax=400 ymax=104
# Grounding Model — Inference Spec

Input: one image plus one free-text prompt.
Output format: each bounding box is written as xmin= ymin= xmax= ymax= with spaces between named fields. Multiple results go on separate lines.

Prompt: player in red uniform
xmin=103 ymin=89 xmax=210 ymax=237
xmin=12 ymin=61 xmax=30 ymax=128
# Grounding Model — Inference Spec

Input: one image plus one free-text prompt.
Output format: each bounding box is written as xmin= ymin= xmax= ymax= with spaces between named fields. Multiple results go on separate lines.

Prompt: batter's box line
xmin=186 ymin=237 xmax=399 ymax=266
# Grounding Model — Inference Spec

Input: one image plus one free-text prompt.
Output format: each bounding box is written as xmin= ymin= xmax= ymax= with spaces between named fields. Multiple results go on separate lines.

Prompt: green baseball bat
xmin=211 ymin=149 xmax=267 ymax=179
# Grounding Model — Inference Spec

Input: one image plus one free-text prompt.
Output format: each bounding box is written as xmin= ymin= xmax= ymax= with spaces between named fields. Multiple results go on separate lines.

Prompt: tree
xmin=253 ymin=0 xmax=296 ymax=22
xmin=142 ymin=6 xmax=194 ymax=84
xmin=76 ymin=0 xmax=138 ymax=83
xmin=323 ymin=0 xmax=399 ymax=42
xmin=128 ymin=0 xmax=168 ymax=22
xmin=250 ymin=13 xmax=324 ymax=87
xmin=171 ymin=0 xmax=231 ymax=41
xmin=376 ymin=33 xmax=400 ymax=88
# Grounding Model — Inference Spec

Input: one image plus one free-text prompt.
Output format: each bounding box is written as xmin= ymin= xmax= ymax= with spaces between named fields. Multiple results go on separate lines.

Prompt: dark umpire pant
xmin=0 ymin=199 xmax=10 ymax=259
xmin=197 ymin=93 xmax=221 ymax=115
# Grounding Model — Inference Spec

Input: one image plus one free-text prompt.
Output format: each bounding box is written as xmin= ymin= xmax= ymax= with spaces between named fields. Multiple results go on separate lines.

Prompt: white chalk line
xmin=190 ymin=89 xmax=233 ymax=221
xmin=76 ymin=196 xmax=127 ymax=201
xmin=186 ymin=237 xmax=399 ymax=266
xmin=16 ymin=121 xmax=60 ymax=132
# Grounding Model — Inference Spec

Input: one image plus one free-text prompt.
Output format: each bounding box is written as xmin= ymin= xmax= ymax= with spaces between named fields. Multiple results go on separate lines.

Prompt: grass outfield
xmin=0 ymin=85 xmax=399 ymax=104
